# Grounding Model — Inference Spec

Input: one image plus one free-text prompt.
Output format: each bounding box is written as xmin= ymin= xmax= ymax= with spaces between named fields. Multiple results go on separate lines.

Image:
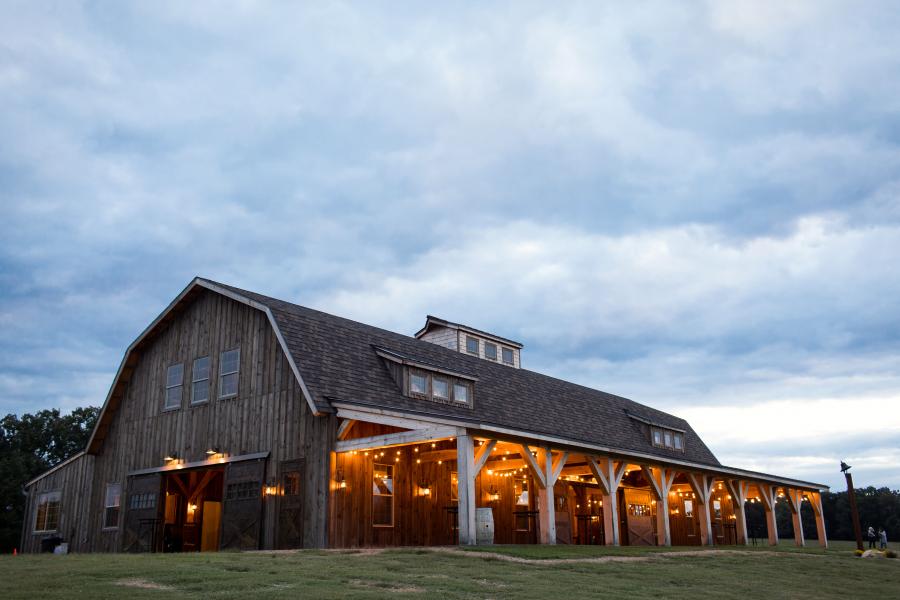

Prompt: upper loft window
xmin=219 ymin=348 xmax=240 ymax=398
xmin=466 ymin=336 xmax=479 ymax=355
xmin=502 ymin=347 xmax=514 ymax=365
xmin=651 ymin=426 xmax=684 ymax=452
xmin=407 ymin=368 xmax=473 ymax=407
xmin=191 ymin=356 xmax=210 ymax=405
xmin=165 ymin=363 xmax=183 ymax=410
xmin=34 ymin=491 xmax=61 ymax=533
xmin=484 ymin=342 xmax=498 ymax=361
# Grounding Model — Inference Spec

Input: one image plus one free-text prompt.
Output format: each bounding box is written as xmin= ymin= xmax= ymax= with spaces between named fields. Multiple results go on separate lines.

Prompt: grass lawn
xmin=1 ymin=541 xmax=897 ymax=599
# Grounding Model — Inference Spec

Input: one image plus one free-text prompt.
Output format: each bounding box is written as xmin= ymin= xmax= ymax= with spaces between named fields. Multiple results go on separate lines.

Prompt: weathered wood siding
xmin=329 ymin=433 xmax=539 ymax=547
xmin=23 ymin=289 xmax=333 ymax=552
xmin=21 ymin=454 xmax=95 ymax=553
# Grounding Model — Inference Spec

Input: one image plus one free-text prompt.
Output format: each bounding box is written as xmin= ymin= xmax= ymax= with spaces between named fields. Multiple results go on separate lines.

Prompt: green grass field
xmin=1 ymin=541 xmax=897 ymax=599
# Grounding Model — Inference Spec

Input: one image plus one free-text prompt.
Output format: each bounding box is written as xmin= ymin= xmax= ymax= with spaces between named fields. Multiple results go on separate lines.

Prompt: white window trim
xmin=465 ymin=336 xmax=479 ymax=355
xmin=501 ymin=347 xmax=515 ymax=365
xmin=484 ymin=342 xmax=498 ymax=361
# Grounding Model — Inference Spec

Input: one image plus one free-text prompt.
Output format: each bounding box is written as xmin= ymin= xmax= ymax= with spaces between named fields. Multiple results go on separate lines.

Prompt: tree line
xmin=1 ymin=406 xmax=897 ymax=552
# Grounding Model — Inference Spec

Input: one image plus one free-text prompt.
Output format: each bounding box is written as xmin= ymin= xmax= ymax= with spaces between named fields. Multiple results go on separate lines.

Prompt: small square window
xmin=484 ymin=343 xmax=497 ymax=361
xmin=453 ymin=383 xmax=469 ymax=404
xmin=501 ymin=347 xmax=514 ymax=365
xmin=432 ymin=378 xmax=448 ymax=400
xmin=466 ymin=336 xmax=479 ymax=355
xmin=410 ymin=372 xmax=427 ymax=396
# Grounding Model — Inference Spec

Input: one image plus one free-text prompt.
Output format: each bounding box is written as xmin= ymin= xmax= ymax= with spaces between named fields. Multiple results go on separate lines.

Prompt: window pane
xmin=373 ymin=464 xmax=393 ymax=526
xmin=166 ymin=363 xmax=183 ymax=387
xmin=502 ymin=348 xmax=514 ymax=364
xmin=466 ymin=337 xmax=479 ymax=354
xmin=432 ymin=378 xmax=448 ymax=399
xmin=221 ymin=349 xmax=240 ymax=375
xmin=105 ymin=484 xmax=121 ymax=508
xmin=373 ymin=495 xmax=393 ymax=526
xmin=453 ymin=383 xmax=468 ymax=404
xmin=193 ymin=356 xmax=210 ymax=381
xmin=220 ymin=372 xmax=238 ymax=398
xmin=674 ymin=433 xmax=683 ymax=450
xmin=192 ymin=380 xmax=209 ymax=404
xmin=165 ymin=385 xmax=182 ymax=409
xmin=484 ymin=343 xmax=497 ymax=360
xmin=664 ymin=431 xmax=673 ymax=448
xmin=410 ymin=373 xmax=427 ymax=395
xmin=653 ymin=430 xmax=662 ymax=446
xmin=373 ymin=464 xmax=393 ymax=495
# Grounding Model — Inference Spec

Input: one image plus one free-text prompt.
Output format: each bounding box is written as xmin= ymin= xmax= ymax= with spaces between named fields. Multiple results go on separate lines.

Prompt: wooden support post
xmin=642 ymin=465 xmax=676 ymax=546
xmin=786 ymin=489 xmax=806 ymax=547
xmin=587 ymin=456 xmax=627 ymax=546
xmin=686 ymin=473 xmax=716 ymax=546
xmin=809 ymin=492 xmax=828 ymax=548
xmin=725 ymin=479 xmax=750 ymax=545
xmin=521 ymin=445 xmax=567 ymax=544
xmin=456 ymin=434 xmax=476 ymax=545
xmin=757 ymin=484 xmax=779 ymax=546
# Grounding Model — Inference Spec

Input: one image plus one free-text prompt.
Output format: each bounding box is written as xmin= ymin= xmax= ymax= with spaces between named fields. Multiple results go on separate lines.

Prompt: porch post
xmin=809 ymin=492 xmax=828 ymax=548
xmin=587 ymin=456 xmax=627 ymax=546
xmin=687 ymin=473 xmax=715 ymax=546
xmin=787 ymin=489 xmax=805 ymax=547
xmin=758 ymin=484 xmax=779 ymax=546
xmin=456 ymin=433 xmax=476 ymax=545
xmin=537 ymin=447 xmax=556 ymax=544
xmin=725 ymin=479 xmax=749 ymax=545
xmin=642 ymin=465 xmax=675 ymax=546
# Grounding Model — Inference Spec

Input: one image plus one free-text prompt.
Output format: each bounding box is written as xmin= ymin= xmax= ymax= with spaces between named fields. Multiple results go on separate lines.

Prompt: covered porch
xmin=328 ymin=406 xmax=828 ymax=549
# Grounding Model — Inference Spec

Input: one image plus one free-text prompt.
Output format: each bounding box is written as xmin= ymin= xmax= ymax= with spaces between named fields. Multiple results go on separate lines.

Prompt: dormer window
xmin=466 ymin=336 xmax=479 ymax=355
xmin=432 ymin=377 xmax=449 ymax=400
xmin=651 ymin=425 xmax=684 ymax=452
xmin=410 ymin=372 xmax=427 ymax=396
xmin=502 ymin=347 xmax=514 ymax=365
xmin=453 ymin=383 xmax=469 ymax=404
xmin=405 ymin=368 xmax=473 ymax=407
xmin=484 ymin=343 xmax=498 ymax=361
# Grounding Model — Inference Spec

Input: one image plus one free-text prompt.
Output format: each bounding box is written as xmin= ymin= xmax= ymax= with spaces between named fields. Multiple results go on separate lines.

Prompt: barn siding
xmin=23 ymin=289 xmax=332 ymax=553
xmin=21 ymin=454 xmax=95 ymax=553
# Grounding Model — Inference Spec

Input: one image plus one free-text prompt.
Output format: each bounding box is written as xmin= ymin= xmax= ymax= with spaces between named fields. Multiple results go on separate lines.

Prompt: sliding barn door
xmin=220 ymin=458 xmax=266 ymax=550
xmin=123 ymin=473 xmax=162 ymax=552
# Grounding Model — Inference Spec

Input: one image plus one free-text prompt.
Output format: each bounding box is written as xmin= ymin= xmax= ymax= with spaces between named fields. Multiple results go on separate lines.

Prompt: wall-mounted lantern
xmin=164 ymin=452 xmax=178 ymax=463
xmin=418 ymin=479 xmax=432 ymax=497
xmin=487 ymin=485 xmax=500 ymax=502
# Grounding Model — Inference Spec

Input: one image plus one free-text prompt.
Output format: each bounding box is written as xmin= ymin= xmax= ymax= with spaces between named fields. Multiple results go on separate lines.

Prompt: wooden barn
xmin=21 ymin=278 xmax=828 ymax=553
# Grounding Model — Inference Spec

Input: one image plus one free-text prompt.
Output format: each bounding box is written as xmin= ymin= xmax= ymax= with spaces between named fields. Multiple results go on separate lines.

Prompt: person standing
xmin=880 ymin=528 xmax=888 ymax=550
xmin=868 ymin=526 xmax=877 ymax=549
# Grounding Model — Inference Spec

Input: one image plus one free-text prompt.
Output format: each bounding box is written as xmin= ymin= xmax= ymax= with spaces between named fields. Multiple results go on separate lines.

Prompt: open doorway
xmin=162 ymin=468 xmax=225 ymax=552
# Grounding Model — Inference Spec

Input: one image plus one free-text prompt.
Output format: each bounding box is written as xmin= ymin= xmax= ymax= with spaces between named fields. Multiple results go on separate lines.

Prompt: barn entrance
xmin=161 ymin=467 xmax=225 ymax=552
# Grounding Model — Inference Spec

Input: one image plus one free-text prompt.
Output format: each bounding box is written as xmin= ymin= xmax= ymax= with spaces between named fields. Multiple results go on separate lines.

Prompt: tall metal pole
xmin=845 ymin=471 xmax=863 ymax=551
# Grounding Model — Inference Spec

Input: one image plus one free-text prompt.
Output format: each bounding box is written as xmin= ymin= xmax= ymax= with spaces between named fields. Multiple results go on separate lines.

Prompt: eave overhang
xmin=331 ymin=400 xmax=829 ymax=492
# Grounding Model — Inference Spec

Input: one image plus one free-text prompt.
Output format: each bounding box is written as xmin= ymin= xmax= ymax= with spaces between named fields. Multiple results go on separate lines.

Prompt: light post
xmin=841 ymin=461 xmax=863 ymax=551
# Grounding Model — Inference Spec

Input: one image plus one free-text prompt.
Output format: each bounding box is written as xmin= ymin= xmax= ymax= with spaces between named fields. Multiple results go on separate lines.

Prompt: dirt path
xmin=426 ymin=547 xmax=821 ymax=565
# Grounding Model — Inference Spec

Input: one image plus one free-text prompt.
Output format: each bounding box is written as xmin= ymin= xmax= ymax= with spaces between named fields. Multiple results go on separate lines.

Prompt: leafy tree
xmin=0 ymin=407 xmax=99 ymax=553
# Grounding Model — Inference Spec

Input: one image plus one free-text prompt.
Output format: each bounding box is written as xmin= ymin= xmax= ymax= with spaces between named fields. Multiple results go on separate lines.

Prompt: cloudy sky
xmin=2 ymin=1 xmax=899 ymax=490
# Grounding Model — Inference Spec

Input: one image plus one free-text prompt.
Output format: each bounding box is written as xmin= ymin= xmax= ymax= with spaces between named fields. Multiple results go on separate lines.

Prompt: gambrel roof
xmin=205 ymin=279 xmax=721 ymax=467
xmin=83 ymin=276 xmax=827 ymax=490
